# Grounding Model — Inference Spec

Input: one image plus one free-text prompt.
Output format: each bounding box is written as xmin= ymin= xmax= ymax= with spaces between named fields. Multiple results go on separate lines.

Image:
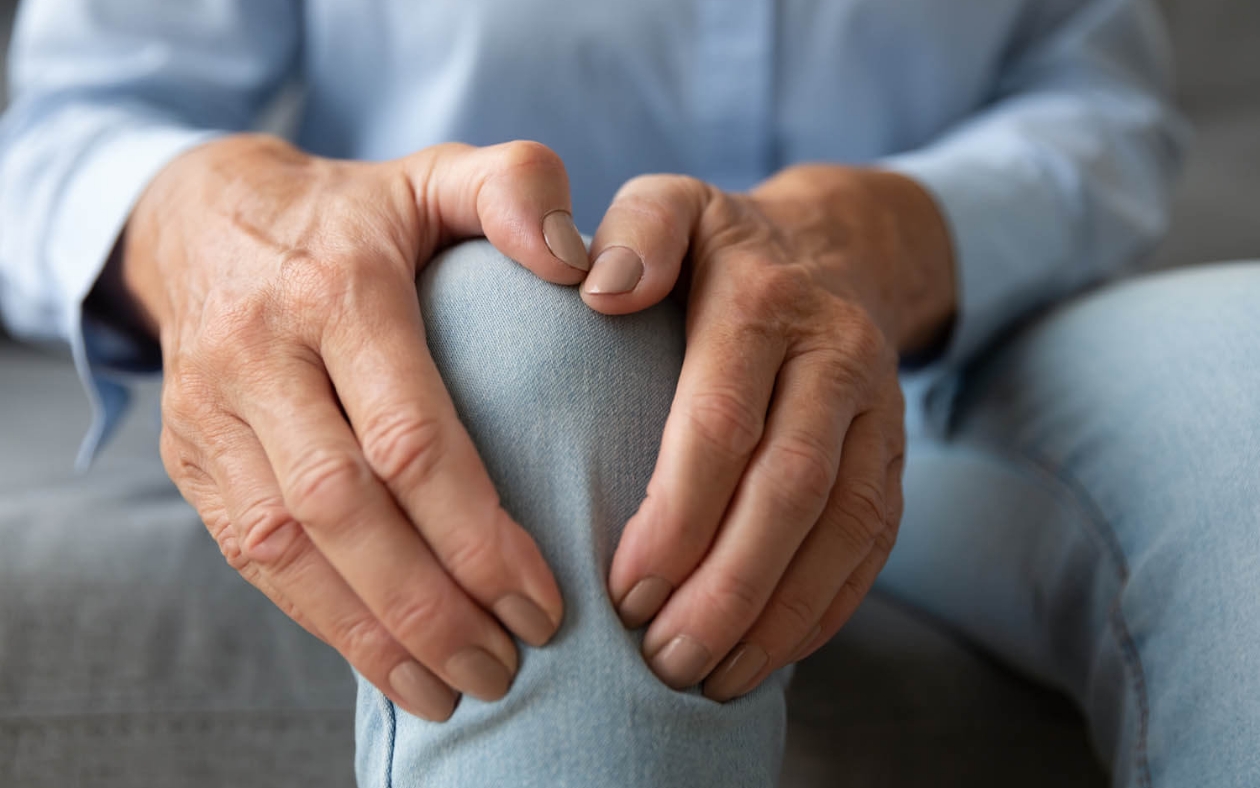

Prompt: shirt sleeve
xmin=0 ymin=0 xmax=301 ymax=465
xmin=882 ymin=0 xmax=1189 ymax=434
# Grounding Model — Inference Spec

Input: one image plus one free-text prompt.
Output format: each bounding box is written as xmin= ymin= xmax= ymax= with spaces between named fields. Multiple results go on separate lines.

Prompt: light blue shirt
xmin=0 ymin=0 xmax=1184 ymax=463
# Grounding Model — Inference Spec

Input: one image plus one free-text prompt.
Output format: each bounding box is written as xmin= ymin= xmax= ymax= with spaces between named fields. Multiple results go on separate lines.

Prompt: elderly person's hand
xmin=119 ymin=134 xmax=588 ymax=721
xmin=586 ymin=166 xmax=956 ymax=701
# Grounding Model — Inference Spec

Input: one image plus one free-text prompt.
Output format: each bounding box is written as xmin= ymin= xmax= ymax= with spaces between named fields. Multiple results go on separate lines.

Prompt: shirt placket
xmin=694 ymin=0 xmax=775 ymax=191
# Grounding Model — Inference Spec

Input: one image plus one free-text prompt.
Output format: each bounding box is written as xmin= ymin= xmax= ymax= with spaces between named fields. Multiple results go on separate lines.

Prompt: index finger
xmin=320 ymin=275 xmax=565 ymax=649
xmin=231 ymin=353 xmax=521 ymax=703
xmin=402 ymin=141 xmax=591 ymax=284
xmin=607 ymin=287 xmax=786 ymax=628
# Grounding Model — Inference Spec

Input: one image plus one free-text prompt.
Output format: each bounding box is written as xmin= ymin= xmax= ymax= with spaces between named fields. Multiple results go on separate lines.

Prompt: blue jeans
xmin=356 ymin=241 xmax=1260 ymax=787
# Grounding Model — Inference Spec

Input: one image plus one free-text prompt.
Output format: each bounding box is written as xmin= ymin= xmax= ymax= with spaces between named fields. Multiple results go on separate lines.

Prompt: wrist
xmin=750 ymin=164 xmax=957 ymax=358
xmin=120 ymin=133 xmax=311 ymax=339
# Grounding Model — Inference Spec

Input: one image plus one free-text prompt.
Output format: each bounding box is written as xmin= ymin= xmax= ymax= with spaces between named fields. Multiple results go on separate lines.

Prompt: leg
xmin=355 ymin=240 xmax=790 ymax=787
xmin=880 ymin=263 xmax=1260 ymax=786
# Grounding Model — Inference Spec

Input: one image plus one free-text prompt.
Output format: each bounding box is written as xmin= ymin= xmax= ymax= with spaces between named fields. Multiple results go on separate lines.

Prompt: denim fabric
xmin=882 ymin=262 xmax=1260 ymax=788
xmin=356 ymin=241 xmax=1260 ymax=787
xmin=355 ymin=241 xmax=791 ymax=787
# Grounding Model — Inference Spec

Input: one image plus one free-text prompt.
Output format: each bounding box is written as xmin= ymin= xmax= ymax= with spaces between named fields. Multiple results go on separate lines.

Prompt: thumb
xmin=401 ymin=140 xmax=590 ymax=285
xmin=581 ymin=174 xmax=714 ymax=314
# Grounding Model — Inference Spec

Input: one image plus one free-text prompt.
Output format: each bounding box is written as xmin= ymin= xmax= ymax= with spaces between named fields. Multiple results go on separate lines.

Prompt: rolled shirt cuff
xmin=58 ymin=121 xmax=224 ymax=468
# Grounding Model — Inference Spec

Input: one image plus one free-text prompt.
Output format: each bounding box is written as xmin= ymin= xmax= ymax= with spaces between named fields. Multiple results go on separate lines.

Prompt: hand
xmin=119 ymin=135 xmax=593 ymax=720
xmin=583 ymin=166 xmax=956 ymax=701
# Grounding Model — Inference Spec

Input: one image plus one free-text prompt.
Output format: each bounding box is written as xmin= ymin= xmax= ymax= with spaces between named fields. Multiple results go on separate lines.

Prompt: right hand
xmin=121 ymin=134 xmax=591 ymax=720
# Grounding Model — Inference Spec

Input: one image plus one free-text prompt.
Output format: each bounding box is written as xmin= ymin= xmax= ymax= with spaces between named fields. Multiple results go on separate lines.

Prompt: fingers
xmin=402 ymin=141 xmax=591 ymax=284
xmin=580 ymin=174 xmax=714 ymax=312
xmin=230 ymin=356 xmax=521 ymax=705
xmin=700 ymin=400 xmax=903 ymax=702
xmin=319 ymin=282 xmax=563 ymax=648
xmin=607 ymin=302 xmax=784 ymax=632
xmin=792 ymin=450 xmax=905 ymax=664
xmin=634 ymin=351 xmax=858 ymax=690
xmin=789 ymin=518 xmax=900 ymax=667
xmin=163 ymin=424 xmax=458 ymax=721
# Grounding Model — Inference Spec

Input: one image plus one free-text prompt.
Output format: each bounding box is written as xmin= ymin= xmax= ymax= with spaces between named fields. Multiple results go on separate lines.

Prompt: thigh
xmin=355 ymin=240 xmax=791 ymax=788
xmin=880 ymin=263 xmax=1260 ymax=787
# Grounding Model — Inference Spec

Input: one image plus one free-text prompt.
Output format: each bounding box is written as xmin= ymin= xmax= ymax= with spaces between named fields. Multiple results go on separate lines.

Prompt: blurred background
xmin=3 ymin=0 xmax=1256 ymax=269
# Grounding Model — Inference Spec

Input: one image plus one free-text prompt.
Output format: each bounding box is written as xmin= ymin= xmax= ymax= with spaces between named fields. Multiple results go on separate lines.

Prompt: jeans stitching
xmin=383 ymin=693 xmax=397 ymax=788
xmin=966 ymin=436 xmax=1153 ymax=788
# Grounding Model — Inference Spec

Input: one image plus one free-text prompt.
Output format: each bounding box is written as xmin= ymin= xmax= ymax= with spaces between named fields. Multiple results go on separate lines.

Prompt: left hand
xmin=582 ymin=166 xmax=955 ymax=701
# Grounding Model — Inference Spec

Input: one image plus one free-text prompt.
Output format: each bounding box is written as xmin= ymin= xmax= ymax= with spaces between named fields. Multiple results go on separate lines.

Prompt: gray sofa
xmin=1 ymin=1 xmax=1257 ymax=785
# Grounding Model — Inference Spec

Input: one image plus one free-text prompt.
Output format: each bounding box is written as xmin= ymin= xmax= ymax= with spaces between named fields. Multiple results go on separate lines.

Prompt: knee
xmin=354 ymin=241 xmax=789 ymax=788
xmin=418 ymin=238 xmax=685 ymax=438
xmin=416 ymin=239 xmax=686 ymax=564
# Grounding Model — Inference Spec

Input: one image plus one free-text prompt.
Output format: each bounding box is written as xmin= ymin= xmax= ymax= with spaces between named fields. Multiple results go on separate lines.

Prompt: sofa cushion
xmin=0 ymin=337 xmax=1108 ymax=787
xmin=0 ymin=340 xmax=357 ymax=787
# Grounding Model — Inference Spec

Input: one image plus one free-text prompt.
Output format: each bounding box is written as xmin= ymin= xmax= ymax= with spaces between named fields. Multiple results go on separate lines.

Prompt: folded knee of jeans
xmin=418 ymin=239 xmax=684 ymax=422
xmin=358 ymin=637 xmax=790 ymax=788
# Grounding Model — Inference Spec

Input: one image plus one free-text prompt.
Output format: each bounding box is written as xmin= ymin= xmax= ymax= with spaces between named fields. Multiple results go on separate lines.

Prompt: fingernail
xmin=648 ymin=634 xmax=711 ymax=689
xmin=389 ymin=661 xmax=457 ymax=721
xmin=617 ymin=576 xmax=673 ymax=629
xmin=703 ymin=643 xmax=769 ymax=702
xmin=584 ymin=246 xmax=644 ymax=295
xmin=446 ymin=647 xmax=514 ymax=702
xmin=788 ymin=625 xmax=822 ymax=663
xmin=542 ymin=210 xmax=590 ymax=272
xmin=494 ymin=593 xmax=558 ymax=647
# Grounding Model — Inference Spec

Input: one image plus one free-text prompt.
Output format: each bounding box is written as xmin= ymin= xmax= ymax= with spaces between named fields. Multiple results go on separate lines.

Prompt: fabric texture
xmin=353 ymin=240 xmax=1260 ymax=787
xmin=355 ymin=241 xmax=792 ymax=788
xmin=883 ymin=261 xmax=1260 ymax=787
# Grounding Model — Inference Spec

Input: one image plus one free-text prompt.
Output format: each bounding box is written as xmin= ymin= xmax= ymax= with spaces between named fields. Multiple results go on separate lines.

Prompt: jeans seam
xmin=383 ymin=694 xmax=397 ymax=788
xmin=966 ymin=435 xmax=1153 ymax=788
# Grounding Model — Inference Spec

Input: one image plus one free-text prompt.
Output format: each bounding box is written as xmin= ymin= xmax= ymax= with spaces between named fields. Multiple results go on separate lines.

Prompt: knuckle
xmin=158 ymin=427 xmax=192 ymax=479
xmin=765 ymin=593 xmax=821 ymax=644
xmin=613 ymin=173 xmax=670 ymax=199
xmin=286 ymin=449 xmax=370 ymax=525
xmin=760 ymin=265 xmax=814 ymax=309
xmin=830 ymin=579 xmax=866 ymax=622
xmin=611 ymin=173 xmax=710 ymax=222
xmin=684 ymin=389 xmax=764 ymax=461
xmin=835 ymin=478 xmax=888 ymax=545
xmin=160 ymin=373 xmax=218 ymax=431
xmin=837 ymin=313 xmax=892 ymax=369
xmin=219 ymin=535 xmax=249 ymax=572
xmin=498 ymin=140 xmax=563 ymax=175
xmin=873 ymin=515 xmax=900 ymax=555
xmin=696 ymin=189 xmax=751 ymax=238
xmin=237 ymin=505 xmax=299 ymax=562
xmin=359 ymin=411 xmax=446 ymax=489
xmin=609 ymin=191 xmax=680 ymax=232
xmin=759 ymin=435 xmax=837 ymax=511
xmin=440 ymin=529 xmax=503 ymax=586
xmin=703 ymin=571 xmax=768 ymax=628
xmin=885 ymin=485 xmax=905 ymax=534
xmin=204 ymin=513 xmax=247 ymax=569
xmin=335 ymin=614 xmax=398 ymax=664
xmin=382 ymin=587 xmax=452 ymax=641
